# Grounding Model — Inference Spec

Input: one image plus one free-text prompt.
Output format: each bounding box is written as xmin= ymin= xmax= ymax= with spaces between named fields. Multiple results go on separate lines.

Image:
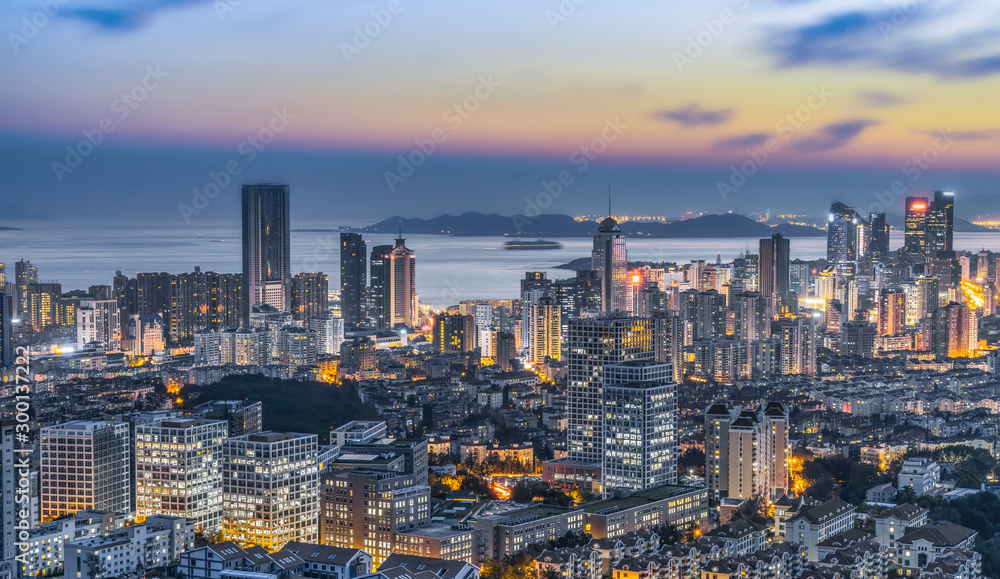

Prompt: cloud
xmin=713 ymin=133 xmax=772 ymax=150
xmin=912 ymin=128 xmax=1000 ymax=140
xmin=763 ymin=5 xmax=1000 ymax=79
xmin=651 ymin=105 xmax=734 ymax=127
xmin=856 ymin=90 xmax=907 ymax=107
xmin=63 ymin=0 xmax=210 ymax=30
xmin=793 ymin=119 xmax=879 ymax=152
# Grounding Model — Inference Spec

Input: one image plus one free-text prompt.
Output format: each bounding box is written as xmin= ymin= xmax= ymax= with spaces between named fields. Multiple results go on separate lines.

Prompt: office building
xmin=927 ymin=190 xmax=955 ymax=257
xmin=76 ymin=298 xmax=121 ymax=350
xmin=432 ymin=313 xmax=476 ymax=353
xmin=529 ymin=295 xmax=561 ymax=364
xmin=389 ymin=234 xmax=417 ymax=329
xmin=705 ymin=402 xmax=788 ymax=502
xmin=827 ymin=202 xmax=861 ymax=276
xmin=136 ymin=417 xmax=228 ymax=532
xmin=330 ymin=421 xmax=386 ymax=447
xmin=242 ymin=184 xmax=291 ymax=321
xmin=40 ymin=421 xmax=133 ymax=519
xmin=222 ymin=432 xmax=319 ymax=550
xmin=841 ymin=321 xmax=876 ymax=358
xmin=867 ymin=212 xmax=890 ymax=261
xmin=566 ymin=316 xmax=654 ymax=463
xmin=758 ymin=233 xmax=790 ymax=299
xmin=368 ymin=244 xmax=393 ymax=330
xmin=319 ymin=470 xmax=430 ymax=568
xmin=340 ymin=233 xmax=367 ymax=325
xmin=592 ymin=215 xmax=628 ymax=313
xmin=904 ymin=196 xmax=930 ymax=258
xmin=602 ymin=362 xmax=677 ymax=491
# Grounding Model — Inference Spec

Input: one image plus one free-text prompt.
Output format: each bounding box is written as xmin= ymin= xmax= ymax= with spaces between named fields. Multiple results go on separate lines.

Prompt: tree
xmin=85 ymin=554 xmax=106 ymax=579
xmin=650 ymin=522 xmax=683 ymax=546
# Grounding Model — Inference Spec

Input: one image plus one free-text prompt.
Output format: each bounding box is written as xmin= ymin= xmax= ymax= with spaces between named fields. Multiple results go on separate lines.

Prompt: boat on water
xmin=502 ymin=239 xmax=563 ymax=250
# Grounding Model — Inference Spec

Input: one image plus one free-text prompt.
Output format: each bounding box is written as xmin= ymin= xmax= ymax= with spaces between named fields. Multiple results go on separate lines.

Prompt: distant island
xmin=354 ymin=212 xmax=829 ymax=238
xmin=0 ymin=226 xmax=22 ymax=231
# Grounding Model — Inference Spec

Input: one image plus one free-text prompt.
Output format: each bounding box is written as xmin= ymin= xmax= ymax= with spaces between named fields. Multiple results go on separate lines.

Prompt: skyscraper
xmin=904 ymin=196 xmax=930 ymax=258
xmin=878 ymin=289 xmax=906 ymax=337
xmin=592 ymin=215 xmax=628 ymax=313
xmin=340 ymin=233 xmax=367 ymax=325
xmin=389 ymin=234 xmax=417 ymax=329
xmin=566 ymin=316 xmax=654 ymax=463
xmin=369 ymin=244 xmax=393 ymax=329
xmin=241 ymin=184 xmax=291 ymax=322
xmin=15 ymin=259 xmax=37 ymax=318
xmin=431 ymin=313 xmax=475 ymax=353
xmin=867 ymin=212 xmax=890 ymax=261
xmin=759 ymin=232 xmax=790 ymax=298
xmin=827 ymin=201 xmax=861 ymax=276
xmin=0 ymin=293 xmax=14 ymax=367
xmin=529 ymin=295 xmax=561 ymax=364
xmin=927 ymin=190 xmax=955 ymax=257
xmin=705 ymin=401 xmax=788 ymax=502
xmin=76 ymin=299 xmax=122 ymax=350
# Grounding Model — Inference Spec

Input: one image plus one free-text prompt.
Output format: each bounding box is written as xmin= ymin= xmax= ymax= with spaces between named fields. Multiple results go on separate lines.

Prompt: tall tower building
xmin=602 ymin=362 xmax=678 ymax=491
xmin=927 ymin=190 xmax=955 ymax=257
xmin=904 ymin=196 xmax=930 ymax=258
xmin=15 ymin=259 xmax=38 ymax=318
xmin=827 ymin=202 xmax=860 ymax=276
xmin=223 ymin=432 xmax=319 ymax=550
xmin=520 ymin=272 xmax=552 ymax=354
xmin=136 ymin=417 xmax=228 ymax=532
xmin=76 ymin=299 xmax=122 ymax=350
xmin=705 ymin=402 xmax=788 ymax=502
xmin=529 ymin=295 xmax=561 ymax=364
xmin=771 ymin=317 xmax=816 ymax=376
xmin=759 ymin=233 xmax=790 ymax=299
xmin=867 ymin=212 xmax=890 ymax=261
xmin=40 ymin=421 xmax=132 ymax=519
xmin=431 ymin=313 xmax=475 ymax=353
xmin=566 ymin=316 xmax=654 ymax=463
xmin=389 ymin=234 xmax=417 ymax=329
xmin=732 ymin=292 xmax=767 ymax=341
xmin=0 ymin=293 xmax=14 ymax=367
xmin=369 ymin=244 xmax=393 ymax=329
xmin=878 ymin=289 xmax=906 ymax=337
xmin=340 ymin=233 xmax=367 ymax=325
xmin=592 ymin=213 xmax=628 ymax=313
xmin=292 ymin=272 xmax=329 ymax=323
xmin=241 ymin=184 xmax=291 ymax=322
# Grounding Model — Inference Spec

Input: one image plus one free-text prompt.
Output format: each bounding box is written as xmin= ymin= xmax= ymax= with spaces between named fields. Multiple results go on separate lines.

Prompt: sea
xmin=1 ymin=223 xmax=997 ymax=308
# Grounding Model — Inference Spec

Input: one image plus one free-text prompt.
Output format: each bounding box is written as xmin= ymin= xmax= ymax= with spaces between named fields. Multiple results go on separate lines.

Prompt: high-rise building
xmin=566 ymin=316 xmax=654 ymax=463
xmin=191 ymin=400 xmax=263 ymax=437
xmin=933 ymin=302 xmax=976 ymax=358
xmin=193 ymin=327 xmax=268 ymax=366
xmin=135 ymin=417 xmax=228 ymax=532
xmin=602 ymin=362 xmax=677 ymax=491
xmin=340 ymin=233 xmax=367 ymax=325
xmin=241 ymin=184 xmax=291 ymax=321
xmin=878 ymin=289 xmax=906 ymax=337
xmin=759 ymin=233 xmax=790 ymax=299
xmin=222 ymin=432 xmax=319 ymax=550
xmin=0 ymin=293 xmax=14 ymax=367
xmin=789 ymin=260 xmax=810 ymax=297
xmin=496 ymin=332 xmax=516 ymax=372
xmin=841 ymin=321 xmax=877 ymax=358
xmin=77 ymin=299 xmax=122 ymax=350
xmin=705 ymin=402 xmax=788 ymax=502
xmin=40 ymin=421 xmax=132 ymax=519
xmin=904 ymin=196 xmax=930 ymax=258
xmin=927 ymin=190 xmax=955 ymax=257
xmin=15 ymin=259 xmax=38 ymax=319
xmin=592 ymin=215 xmax=628 ymax=313
xmin=529 ymin=295 xmax=561 ymax=364
xmin=368 ymin=244 xmax=393 ymax=329
xmin=827 ymin=202 xmax=862 ymax=276
xmin=731 ymin=292 xmax=767 ymax=341
xmin=292 ymin=272 xmax=329 ymax=323
xmin=313 ymin=313 xmax=345 ymax=356
xmin=432 ymin=313 xmax=475 ymax=353
xmin=26 ymin=282 xmax=61 ymax=331
xmin=867 ymin=212 xmax=890 ymax=261
xmin=771 ymin=317 xmax=816 ymax=376
xmin=389 ymin=234 xmax=417 ymax=329
xmin=128 ymin=314 xmax=165 ymax=356
xmin=681 ymin=289 xmax=727 ymax=340
xmin=2 ymin=421 xmax=22 ymax=567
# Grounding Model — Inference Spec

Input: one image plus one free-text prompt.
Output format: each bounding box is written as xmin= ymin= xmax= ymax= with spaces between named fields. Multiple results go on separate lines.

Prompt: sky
xmin=1 ymin=0 xmax=999 ymax=225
